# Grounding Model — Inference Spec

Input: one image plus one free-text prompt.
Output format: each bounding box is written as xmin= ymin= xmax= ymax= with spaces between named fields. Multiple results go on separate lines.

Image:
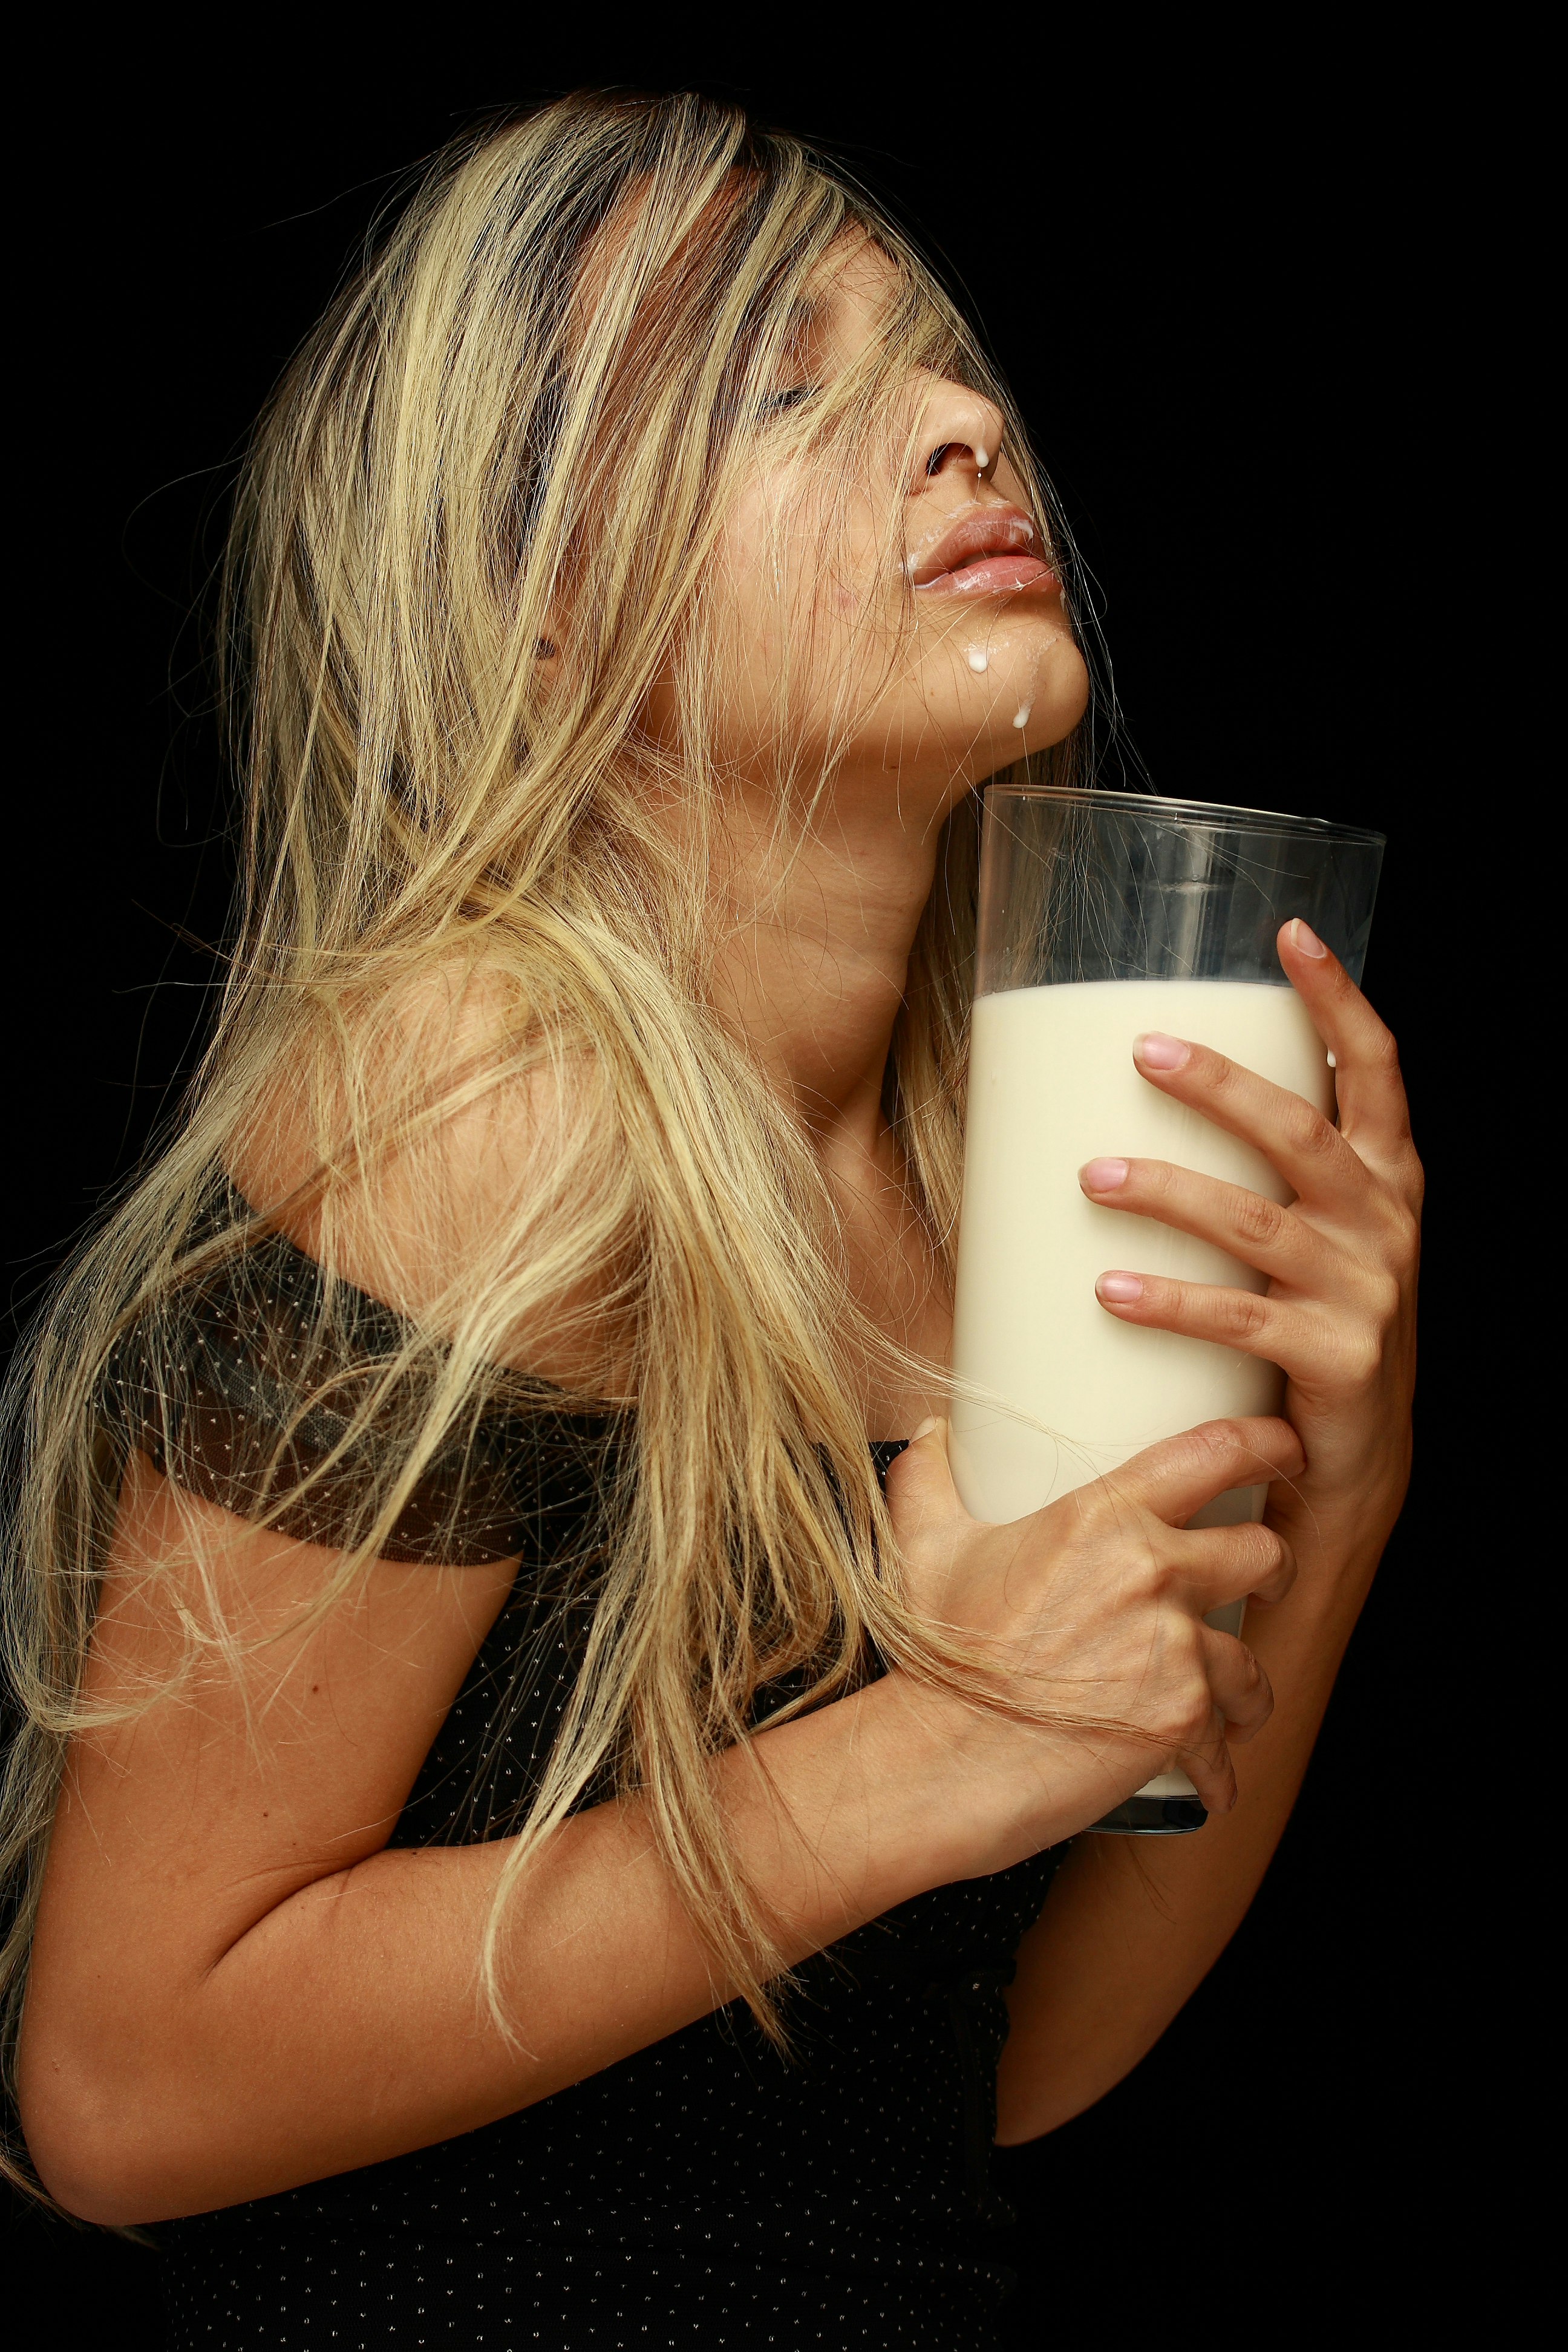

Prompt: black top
xmin=120 ymin=1225 xmax=1059 ymax=2349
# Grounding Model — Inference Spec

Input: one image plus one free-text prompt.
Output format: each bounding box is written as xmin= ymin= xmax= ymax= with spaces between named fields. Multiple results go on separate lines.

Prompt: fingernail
xmin=1134 ymin=1033 xmax=1189 ymax=1071
xmin=1291 ymin=918 xmax=1329 ymax=958
xmin=910 ymin=1416 xmax=938 ymax=1442
xmin=1096 ymin=1272 xmax=1144 ymax=1304
xmin=1080 ymin=1157 xmax=1129 ymax=1192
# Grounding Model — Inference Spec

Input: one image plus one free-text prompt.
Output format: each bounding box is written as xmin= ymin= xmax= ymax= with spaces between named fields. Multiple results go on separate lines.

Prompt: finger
xmin=1129 ymin=1028 xmax=1372 ymax=1214
xmin=1170 ymin=1517 xmax=1297 ymax=1612
xmin=1202 ymin=1628 xmax=1275 ymax=1742
xmin=1099 ymin=1417 xmax=1304 ymax=1527
xmin=1094 ymin=1269 xmax=1335 ymax=1383
xmin=1080 ymin=1155 xmax=1345 ymax=1292
xmin=1276 ymin=920 xmax=1422 ymax=1189
xmin=1175 ymin=1710 xmax=1238 ymax=1816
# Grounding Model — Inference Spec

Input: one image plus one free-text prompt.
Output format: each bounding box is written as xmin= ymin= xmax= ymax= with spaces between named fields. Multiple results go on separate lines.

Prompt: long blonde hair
xmin=1 ymin=90 xmax=1089 ymax=2198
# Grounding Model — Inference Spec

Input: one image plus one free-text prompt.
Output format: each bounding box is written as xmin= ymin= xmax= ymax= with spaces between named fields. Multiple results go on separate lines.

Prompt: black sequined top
xmin=121 ymin=1225 xmax=1059 ymax=2350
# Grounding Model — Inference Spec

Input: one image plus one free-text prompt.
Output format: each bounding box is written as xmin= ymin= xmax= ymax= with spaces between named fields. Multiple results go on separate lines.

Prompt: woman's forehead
xmin=802 ymin=234 xmax=898 ymax=357
xmin=573 ymin=188 xmax=893 ymax=367
xmin=745 ymin=240 xmax=904 ymax=408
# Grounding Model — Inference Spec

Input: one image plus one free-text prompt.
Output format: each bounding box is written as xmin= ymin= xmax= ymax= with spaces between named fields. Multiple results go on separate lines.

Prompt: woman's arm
xmin=15 ymin=1454 xmax=956 ymax=2225
xmin=994 ymin=1514 xmax=1380 ymax=2140
xmin=20 ymin=1411 xmax=1301 ymax=2227
xmin=991 ymin=924 xmax=1421 ymax=2139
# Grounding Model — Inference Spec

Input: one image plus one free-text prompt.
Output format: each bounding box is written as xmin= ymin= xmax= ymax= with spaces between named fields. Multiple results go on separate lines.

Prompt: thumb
xmin=884 ymin=1416 xmax=967 ymax=1540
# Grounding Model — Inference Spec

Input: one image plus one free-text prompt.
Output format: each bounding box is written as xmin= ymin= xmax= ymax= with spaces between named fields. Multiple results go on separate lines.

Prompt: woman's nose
xmin=914 ymin=383 xmax=1006 ymax=490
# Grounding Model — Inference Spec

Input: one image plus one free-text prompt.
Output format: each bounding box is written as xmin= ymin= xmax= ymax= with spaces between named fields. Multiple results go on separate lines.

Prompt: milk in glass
xmin=950 ymin=979 xmax=1334 ymax=1800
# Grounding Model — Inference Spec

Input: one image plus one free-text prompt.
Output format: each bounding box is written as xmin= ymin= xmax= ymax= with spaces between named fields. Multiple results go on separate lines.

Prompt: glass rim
xmin=982 ymin=782 xmax=1385 ymax=849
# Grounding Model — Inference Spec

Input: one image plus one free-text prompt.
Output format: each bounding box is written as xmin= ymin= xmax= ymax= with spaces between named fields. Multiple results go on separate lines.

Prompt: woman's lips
xmin=908 ymin=505 xmax=1060 ymax=598
xmin=918 ymin=552 xmax=1059 ymax=596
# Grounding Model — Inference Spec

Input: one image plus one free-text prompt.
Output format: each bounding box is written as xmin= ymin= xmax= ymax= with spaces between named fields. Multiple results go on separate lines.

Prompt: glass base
xmin=1089 ymin=1795 xmax=1209 ymax=1835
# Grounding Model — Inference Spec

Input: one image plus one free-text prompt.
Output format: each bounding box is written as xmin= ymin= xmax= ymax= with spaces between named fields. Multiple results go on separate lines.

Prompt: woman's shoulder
xmin=227 ymin=956 xmax=622 ymax=1390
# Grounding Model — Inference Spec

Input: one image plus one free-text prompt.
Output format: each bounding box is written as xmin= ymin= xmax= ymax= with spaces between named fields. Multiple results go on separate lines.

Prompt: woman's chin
xmin=971 ymin=647 xmax=1091 ymax=772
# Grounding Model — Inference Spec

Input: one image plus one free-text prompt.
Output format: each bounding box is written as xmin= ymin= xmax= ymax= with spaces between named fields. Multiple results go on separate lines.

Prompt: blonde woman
xmin=3 ymin=93 xmax=1421 ymax=2348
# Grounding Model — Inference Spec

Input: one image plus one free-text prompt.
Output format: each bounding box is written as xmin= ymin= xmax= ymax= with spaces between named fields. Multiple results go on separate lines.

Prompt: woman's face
xmin=646 ymin=235 xmax=1090 ymax=831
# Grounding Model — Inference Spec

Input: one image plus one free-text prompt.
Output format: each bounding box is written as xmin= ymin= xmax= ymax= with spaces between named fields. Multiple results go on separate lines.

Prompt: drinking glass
xmin=949 ymin=787 xmax=1383 ymax=1832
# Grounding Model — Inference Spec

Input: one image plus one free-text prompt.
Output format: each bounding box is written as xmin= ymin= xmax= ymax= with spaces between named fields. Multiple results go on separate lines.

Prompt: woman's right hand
xmin=880 ymin=1416 xmax=1305 ymax=1870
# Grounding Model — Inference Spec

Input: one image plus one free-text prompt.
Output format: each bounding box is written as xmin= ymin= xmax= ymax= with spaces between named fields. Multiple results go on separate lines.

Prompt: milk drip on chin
xmin=1011 ymin=634 xmax=1045 ymax=732
xmin=1008 ymin=626 xmax=1076 ymax=733
xmin=957 ymin=621 xmax=1051 ymax=727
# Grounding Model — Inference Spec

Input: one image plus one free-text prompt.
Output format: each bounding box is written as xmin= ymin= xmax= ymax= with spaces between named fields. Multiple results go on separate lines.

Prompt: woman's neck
xmin=660 ymin=773 xmax=959 ymax=1433
xmin=705 ymin=782 xmax=945 ymax=1187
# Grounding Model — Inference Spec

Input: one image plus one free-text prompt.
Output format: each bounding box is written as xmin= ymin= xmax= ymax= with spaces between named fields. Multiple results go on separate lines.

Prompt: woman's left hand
xmin=1079 ymin=917 xmax=1423 ymax=1560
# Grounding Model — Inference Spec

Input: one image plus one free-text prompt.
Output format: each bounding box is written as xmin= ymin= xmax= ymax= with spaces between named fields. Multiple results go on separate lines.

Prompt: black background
xmin=8 ymin=28 xmax=1489 ymax=2343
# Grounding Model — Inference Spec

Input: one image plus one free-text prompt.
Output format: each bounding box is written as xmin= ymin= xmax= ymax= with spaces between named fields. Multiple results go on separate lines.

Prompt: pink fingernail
xmin=1080 ymin=1157 xmax=1129 ymax=1192
xmin=1292 ymin=918 xmax=1329 ymax=958
xmin=1134 ymin=1033 xmax=1189 ymax=1071
xmin=1096 ymin=1272 xmax=1144 ymax=1304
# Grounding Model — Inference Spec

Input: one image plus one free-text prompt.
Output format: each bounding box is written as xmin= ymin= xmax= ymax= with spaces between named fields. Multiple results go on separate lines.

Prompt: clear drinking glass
xmin=949 ymin=787 xmax=1384 ymax=1833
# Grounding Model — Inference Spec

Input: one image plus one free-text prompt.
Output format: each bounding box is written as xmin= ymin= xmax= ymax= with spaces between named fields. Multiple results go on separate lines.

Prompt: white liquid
xmin=950 ymin=981 xmax=1334 ymax=1806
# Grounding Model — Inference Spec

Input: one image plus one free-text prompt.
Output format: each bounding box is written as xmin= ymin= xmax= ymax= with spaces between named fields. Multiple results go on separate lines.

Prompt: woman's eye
xmin=757 ymin=384 xmax=815 ymax=419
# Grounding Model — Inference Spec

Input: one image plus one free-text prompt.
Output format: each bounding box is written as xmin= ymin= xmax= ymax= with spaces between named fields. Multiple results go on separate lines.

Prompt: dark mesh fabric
xmin=104 ymin=1213 xmax=618 ymax=1566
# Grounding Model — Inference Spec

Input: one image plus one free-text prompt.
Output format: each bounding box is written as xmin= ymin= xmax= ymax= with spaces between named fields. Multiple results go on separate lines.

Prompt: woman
xmin=3 ymin=93 xmax=1420 ymax=2347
